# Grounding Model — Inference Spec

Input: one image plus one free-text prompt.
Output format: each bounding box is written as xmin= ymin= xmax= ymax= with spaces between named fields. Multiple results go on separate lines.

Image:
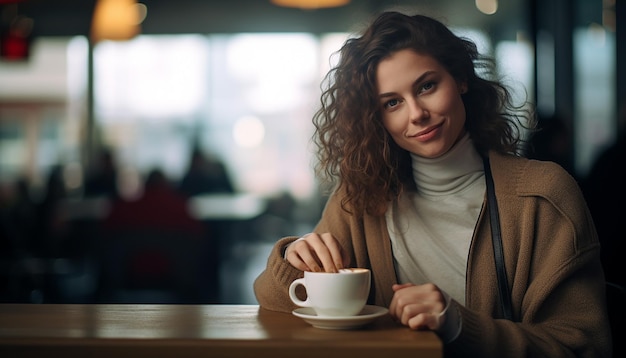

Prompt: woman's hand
xmin=389 ymin=283 xmax=447 ymax=330
xmin=285 ymin=232 xmax=349 ymax=273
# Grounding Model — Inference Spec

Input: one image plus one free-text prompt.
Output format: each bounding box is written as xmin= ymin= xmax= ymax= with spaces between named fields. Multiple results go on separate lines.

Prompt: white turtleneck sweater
xmin=385 ymin=133 xmax=485 ymax=305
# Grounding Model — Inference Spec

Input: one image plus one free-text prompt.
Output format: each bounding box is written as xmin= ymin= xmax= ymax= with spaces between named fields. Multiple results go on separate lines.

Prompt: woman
xmin=253 ymin=11 xmax=611 ymax=357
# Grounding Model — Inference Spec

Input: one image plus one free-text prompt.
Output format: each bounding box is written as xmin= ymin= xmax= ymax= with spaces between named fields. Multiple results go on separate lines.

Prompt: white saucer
xmin=292 ymin=305 xmax=389 ymax=330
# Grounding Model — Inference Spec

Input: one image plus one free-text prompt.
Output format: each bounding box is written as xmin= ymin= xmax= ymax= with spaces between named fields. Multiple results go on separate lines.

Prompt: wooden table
xmin=0 ymin=304 xmax=442 ymax=358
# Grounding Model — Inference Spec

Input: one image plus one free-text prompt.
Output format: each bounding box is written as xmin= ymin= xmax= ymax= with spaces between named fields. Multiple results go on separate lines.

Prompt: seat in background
xmin=96 ymin=228 xmax=218 ymax=304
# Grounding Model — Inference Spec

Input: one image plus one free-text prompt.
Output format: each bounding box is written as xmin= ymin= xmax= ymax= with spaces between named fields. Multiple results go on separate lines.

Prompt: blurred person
xmin=252 ymin=191 xmax=299 ymax=241
xmin=253 ymin=11 xmax=611 ymax=357
xmin=582 ymin=106 xmax=626 ymax=288
xmin=178 ymin=146 xmax=235 ymax=197
xmin=0 ymin=179 xmax=38 ymax=302
xmin=103 ymin=168 xmax=204 ymax=236
xmin=99 ymin=168 xmax=210 ymax=302
xmin=526 ymin=114 xmax=576 ymax=178
xmin=0 ymin=182 xmax=18 ymax=258
xmin=32 ymin=165 xmax=70 ymax=257
xmin=83 ymin=148 xmax=119 ymax=199
xmin=0 ymin=177 xmax=36 ymax=257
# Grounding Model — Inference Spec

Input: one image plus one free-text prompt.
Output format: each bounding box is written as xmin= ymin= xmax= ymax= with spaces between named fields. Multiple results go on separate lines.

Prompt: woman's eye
xmin=384 ymin=99 xmax=400 ymax=109
xmin=420 ymin=81 xmax=435 ymax=93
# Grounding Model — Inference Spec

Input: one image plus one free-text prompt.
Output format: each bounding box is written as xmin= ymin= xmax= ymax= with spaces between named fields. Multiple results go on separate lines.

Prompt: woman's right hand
xmin=285 ymin=232 xmax=349 ymax=273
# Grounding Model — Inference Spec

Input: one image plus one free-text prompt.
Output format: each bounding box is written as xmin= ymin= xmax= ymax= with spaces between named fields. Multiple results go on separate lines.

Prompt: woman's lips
xmin=411 ymin=123 xmax=443 ymax=142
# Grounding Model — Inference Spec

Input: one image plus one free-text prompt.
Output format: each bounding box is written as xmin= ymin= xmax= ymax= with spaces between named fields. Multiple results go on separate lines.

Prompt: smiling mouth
xmin=409 ymin=122 xmax=443 ymax=138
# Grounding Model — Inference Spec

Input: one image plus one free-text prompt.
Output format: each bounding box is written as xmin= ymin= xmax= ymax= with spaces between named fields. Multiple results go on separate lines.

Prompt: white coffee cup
xmin=288 ymin=268 xmax=371 ymax=317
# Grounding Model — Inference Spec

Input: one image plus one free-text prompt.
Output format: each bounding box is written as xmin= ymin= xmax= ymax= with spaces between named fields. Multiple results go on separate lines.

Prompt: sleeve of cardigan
xmin=253 ymin=236 xmax=303 ymax=313
xmin=253 ymin=188 xmax=355 ymax=312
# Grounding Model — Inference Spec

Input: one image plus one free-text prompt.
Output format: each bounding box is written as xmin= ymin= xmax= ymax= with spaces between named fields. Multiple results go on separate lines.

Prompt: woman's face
xmin=377 ymin=49 xmax=467 ymax=159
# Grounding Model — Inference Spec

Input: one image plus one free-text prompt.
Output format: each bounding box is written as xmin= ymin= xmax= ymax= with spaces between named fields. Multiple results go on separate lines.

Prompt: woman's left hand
xmin=389 ymin=282 xmax=447 ymax=330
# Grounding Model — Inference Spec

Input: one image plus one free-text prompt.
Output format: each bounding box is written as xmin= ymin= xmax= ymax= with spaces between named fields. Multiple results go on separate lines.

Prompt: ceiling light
xmin=475 ymin=0 xmax=498 ymax=15
xmin=91 ymin=0 xmax=146 ymax=43
xmin=270 ymin=0 xmax=350 ymax=10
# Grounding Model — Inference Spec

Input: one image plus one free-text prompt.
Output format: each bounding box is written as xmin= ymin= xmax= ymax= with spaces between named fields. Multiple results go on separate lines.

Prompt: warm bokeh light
xmin=270 ymin=0 xmax=349 ymax=10
xmin=91 ymin=0 xmax=146 ymax=43
xmin=475 ymin=0 xmax=498 ymax=15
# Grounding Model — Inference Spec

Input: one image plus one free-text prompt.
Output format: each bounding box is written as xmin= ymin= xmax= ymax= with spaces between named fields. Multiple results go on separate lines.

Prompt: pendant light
xmin=91 ymin=0 xmax=146 ymax=43
xmin=270 ymin=0 xmax=350 ymax=10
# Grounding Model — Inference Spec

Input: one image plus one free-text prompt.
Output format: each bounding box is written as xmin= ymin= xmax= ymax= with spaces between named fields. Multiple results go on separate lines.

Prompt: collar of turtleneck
xmin=410 ymin=133 xmax=484 ymax=198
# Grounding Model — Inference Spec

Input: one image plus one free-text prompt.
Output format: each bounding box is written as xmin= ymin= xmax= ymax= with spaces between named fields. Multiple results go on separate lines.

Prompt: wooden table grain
xmin=0 ymin=304 xmax=442 ymax=358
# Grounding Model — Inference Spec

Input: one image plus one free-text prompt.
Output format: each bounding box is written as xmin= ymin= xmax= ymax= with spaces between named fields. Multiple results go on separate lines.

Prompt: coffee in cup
xmin=288 ymin=268 xmax=371 ymax=317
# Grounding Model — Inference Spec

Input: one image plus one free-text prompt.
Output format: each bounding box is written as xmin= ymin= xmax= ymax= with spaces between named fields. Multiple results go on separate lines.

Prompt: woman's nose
xmin=408 ymin=99 xmax=429 ymax=123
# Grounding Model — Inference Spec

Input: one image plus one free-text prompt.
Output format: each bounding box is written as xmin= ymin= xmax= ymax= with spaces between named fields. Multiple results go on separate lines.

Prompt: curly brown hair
xmin=312 ymin=11 xmax=533 ymax=216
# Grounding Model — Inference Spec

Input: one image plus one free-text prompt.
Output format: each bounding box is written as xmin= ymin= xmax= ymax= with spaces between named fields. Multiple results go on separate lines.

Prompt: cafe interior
xmin=0 ymin=0 xmax=623 ymax=307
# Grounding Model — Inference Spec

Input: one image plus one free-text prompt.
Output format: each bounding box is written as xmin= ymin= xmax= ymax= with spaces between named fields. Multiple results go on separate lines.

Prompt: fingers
xmin=286 ymin=239 xmax=319 ymax=272
xmin=285 ymin=233 xmax=347 ymax=273
xmin=405 ymin=311 xmax=443 ymax=330
xmin=389 ymin=283 xmax=446 ymax=331
xmin=389 ymin=283 xmax=414 ymax=315
xmin=319 ymin=233 xmax=346 ymax=272
xmin=389 ymin=283 xmax=416 ymax=317
xmin=392 ymin=283 xmax=414 ymax=291
xmin=398 ymin=302 xmax=444 ymax=330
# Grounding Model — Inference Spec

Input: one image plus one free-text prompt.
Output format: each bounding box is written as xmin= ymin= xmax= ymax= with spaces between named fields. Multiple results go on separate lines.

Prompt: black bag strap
xmin=483 ymin=156 xmax=514 ymax=321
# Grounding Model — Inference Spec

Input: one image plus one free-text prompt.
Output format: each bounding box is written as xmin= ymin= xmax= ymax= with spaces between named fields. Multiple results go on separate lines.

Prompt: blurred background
xmin=0 ymin=0 xmax=623 ymax=305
